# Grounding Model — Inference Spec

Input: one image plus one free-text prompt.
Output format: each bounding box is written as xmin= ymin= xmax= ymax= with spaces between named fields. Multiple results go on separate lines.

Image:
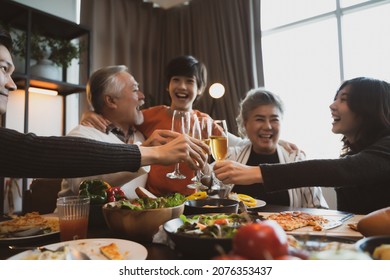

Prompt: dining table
xmin=0 ymin=204 xmax=365 ymax=260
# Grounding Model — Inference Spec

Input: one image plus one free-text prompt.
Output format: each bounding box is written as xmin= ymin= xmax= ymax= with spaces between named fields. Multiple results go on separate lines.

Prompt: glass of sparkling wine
xmin=166 ymin=110 xmax=191 ymax=179
xmin=210 ymin=120 xmax=232 ymax=198
xmin=210 ymin=120 xmax=228 ymax=162
xmin=187 ymin=116 xmax=212 ymax=190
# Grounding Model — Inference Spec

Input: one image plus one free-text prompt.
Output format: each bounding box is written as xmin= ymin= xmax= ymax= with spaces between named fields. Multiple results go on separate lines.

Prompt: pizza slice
xmin=100 ymin=243 xmax=124 ymax=260
xmin=0 ymin=212 xmax=49 ymax=234
xmin=267 ymin=211 xmax=328 ymax=231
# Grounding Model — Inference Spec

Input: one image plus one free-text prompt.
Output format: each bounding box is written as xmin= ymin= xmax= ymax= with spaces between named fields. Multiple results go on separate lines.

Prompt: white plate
xmin=0 ymin=216 xmax=59 ymax=244
xmin=7 ymin=238 xmax=148 ymax=260
xmin=248 ymin=199 xmax=266 ymax=209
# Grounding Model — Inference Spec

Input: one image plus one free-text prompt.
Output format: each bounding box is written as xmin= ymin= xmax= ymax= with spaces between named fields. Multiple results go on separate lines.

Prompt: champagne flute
xmin=210 ymin=120 xmax=232 ymax=197
xmin=187 ymin=116 xmax=212 ymax=190
xmin=210 ymin=120 xmax=228 ymax=162
xmin=166 ymin=110 xmax=191 ymax=179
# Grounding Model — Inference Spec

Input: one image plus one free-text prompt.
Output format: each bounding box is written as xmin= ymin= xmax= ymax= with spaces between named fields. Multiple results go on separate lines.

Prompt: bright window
xmin=261 ymin=0 xmax=390 ymax=160
xmin=342 ymin=3 xmax=390 ymax=80
xmin=261 ymin=0 xmax=390 ymax=209
xmin=261 ymin=0 xmax=335 ymax=30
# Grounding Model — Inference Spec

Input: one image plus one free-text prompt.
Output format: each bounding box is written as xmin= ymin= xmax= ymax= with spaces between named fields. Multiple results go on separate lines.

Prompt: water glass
xmin=56 ymin=196 xmax=90 ymax=241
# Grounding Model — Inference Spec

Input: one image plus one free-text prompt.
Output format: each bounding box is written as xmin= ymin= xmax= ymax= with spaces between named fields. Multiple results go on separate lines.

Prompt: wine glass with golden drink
xmin=210 ymin=120 xmax=228 ymax=161
xmin=210 ymin=120 xmax=232 ymax=197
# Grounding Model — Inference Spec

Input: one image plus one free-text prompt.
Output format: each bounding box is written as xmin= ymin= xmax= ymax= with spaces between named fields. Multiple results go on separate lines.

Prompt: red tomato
xmin=214 ymin=218 xmax=229 ymax=225
xmin=233 ymin=221 xmax=288 ymax=260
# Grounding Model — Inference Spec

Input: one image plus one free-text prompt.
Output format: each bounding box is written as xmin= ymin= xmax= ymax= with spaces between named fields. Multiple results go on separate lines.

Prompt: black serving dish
xmin=163 ymin=212 xmax=264 ymax=259
xmin=163 ymin=216 xmax=232 ymax=259
xmin=184 ymin=198 xmax=238 ymax=215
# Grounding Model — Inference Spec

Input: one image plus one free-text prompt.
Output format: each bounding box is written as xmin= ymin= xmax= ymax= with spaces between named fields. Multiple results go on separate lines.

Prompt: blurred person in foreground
xmin=0 ymin=26 xmax=208 ymax=179
xmin=226 ymin=88 xmax=328 ymax=208
xmin=214 ymin=77 xmax=390 ymax=214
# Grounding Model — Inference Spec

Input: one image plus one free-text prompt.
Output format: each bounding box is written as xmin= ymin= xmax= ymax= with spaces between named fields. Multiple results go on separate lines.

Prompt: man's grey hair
xmin=86 ymin=65 xmax=128 ymax=113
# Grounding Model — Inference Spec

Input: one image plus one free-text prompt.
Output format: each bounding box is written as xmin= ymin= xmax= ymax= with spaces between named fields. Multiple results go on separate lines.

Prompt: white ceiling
xmin=146 ymin=0 xmax=191 ymax=9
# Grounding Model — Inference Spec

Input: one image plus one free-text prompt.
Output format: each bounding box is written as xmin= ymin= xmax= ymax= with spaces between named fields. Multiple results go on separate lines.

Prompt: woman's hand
xmin=213 ymin=160 xmax=262 ymax=185
xmin=81 ymin=111 xmax=110 ymax=132
xmin=139 ymin=134 xmax=209 ymax=170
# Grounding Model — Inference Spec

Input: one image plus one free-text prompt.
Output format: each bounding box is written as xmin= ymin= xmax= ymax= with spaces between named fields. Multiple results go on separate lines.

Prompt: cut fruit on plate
xmin=185 ymin=191 xmax=208 ymax=201
xmin=236 ymin=194 xmax=257 ymax=208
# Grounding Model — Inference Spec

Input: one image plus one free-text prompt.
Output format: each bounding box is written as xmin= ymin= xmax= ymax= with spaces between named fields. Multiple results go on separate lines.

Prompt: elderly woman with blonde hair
xmin=226 ymin=88 xmax=328 ymax=208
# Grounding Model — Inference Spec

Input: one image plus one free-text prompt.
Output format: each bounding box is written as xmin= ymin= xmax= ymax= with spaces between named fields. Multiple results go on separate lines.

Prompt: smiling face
xmin=109 ymin=72 xmax=145 ymax=128
xmin=168 ymin=75 xmax=200 ymax=111
xmin=245 ymin=104 xmax=282 ymax=154
xmin=0 ymin=45 xmax=17 ymax=114
xmin=330 ymin=85 xmax=361 ymax=143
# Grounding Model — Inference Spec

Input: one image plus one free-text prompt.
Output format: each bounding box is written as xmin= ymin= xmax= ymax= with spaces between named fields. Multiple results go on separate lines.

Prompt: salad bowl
xmin=102 ymin=195 xmax=185 ymax=242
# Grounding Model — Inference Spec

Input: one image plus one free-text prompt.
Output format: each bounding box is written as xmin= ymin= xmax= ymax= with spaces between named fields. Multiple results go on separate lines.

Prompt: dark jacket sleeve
xmin=0 ymin=127 xmax=141 ymax=178
xmin=260 ymin=135 xmax=390 ymax=192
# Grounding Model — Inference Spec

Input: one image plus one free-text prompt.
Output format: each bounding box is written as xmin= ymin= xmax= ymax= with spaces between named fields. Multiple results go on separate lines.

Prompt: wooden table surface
xmin=259 ymin=212 xmax=363 ymax=239
xmin=0 ymin=204 xmax=365 ymax=260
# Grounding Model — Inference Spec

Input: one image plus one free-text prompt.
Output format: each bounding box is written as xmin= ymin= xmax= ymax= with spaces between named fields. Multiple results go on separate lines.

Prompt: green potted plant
xmin=10 ymin=28 xmax=82 ymax=79
xmin=13 ymin=32 xmax=49 ymax=62
xmin=49 ymin=38 xmax=82 ymax=69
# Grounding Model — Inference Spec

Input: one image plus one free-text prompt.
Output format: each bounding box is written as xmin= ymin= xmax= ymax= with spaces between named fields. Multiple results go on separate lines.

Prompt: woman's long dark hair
xmin=338 ymin=77 xmax=390 ymax=155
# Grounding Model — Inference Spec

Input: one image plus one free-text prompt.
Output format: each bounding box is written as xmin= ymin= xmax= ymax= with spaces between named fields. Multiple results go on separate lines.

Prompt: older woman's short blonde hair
xmin=236 ymin=88 xmax=284 ymax=138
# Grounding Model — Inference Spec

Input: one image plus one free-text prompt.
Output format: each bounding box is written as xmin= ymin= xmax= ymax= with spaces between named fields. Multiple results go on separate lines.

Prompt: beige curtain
xmin=80 ymin=0 xmax=263 ymax=135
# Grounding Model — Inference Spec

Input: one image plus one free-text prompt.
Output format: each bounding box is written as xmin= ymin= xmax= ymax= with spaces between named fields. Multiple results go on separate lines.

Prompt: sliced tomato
xmin=213 ymin=218 xmax=229 ymax=225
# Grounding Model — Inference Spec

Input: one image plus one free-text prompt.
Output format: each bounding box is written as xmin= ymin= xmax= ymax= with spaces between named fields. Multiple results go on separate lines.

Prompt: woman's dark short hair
xmin=165 ymin=55 xmax=207 ymax=94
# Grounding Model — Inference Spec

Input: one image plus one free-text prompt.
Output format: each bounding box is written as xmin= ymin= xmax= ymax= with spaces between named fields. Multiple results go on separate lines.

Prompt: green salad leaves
xmin=108 ymin=193 xmax=186 ymax=210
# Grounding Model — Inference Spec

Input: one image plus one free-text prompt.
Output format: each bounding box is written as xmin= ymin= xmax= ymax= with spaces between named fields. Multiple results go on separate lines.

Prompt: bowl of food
xmin=102 ymin=194 xmax=185 ymax=242
xmin=184 ymin=198 xmax=239 ymax=215
xmin=356 ymin=235 xmax=390 ymax=259
xmin=163 ymin=212 xmax=264 ymax=259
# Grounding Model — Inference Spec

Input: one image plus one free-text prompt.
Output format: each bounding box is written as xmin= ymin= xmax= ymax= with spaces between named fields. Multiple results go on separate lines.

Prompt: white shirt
xmin=59 ymin=125 xmax=150 ymax=199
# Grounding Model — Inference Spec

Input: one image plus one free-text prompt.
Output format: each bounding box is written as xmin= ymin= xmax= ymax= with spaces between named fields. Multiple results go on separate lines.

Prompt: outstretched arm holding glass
xmin=214 ymin=78 xmax=390 ymax=214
